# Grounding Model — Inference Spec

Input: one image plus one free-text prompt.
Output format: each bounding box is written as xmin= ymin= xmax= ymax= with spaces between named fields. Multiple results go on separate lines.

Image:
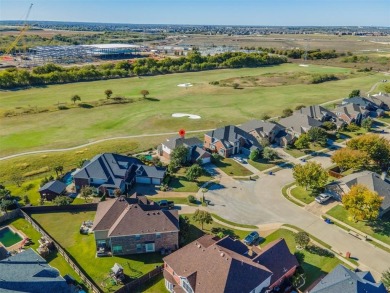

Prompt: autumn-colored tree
xmin=331 ymin=148 xmax=369 ymax=171
xmin=293 ymin=161 xmax=328 ymax=190
xmin=347 ymin=134 xmax=390 ymax=170
xmin=342 ymin=184 xmax=383 ymax=221
xmin=294 ymin=134 xmax=310 ymax=149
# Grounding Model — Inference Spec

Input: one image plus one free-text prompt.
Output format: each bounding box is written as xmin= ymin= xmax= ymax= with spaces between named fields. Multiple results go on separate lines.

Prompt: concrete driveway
xmin=204 ymin=165 xmax=390 ymax=279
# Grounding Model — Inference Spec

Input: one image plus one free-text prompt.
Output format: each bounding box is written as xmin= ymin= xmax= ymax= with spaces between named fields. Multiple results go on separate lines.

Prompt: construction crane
xmin=1 ymin=3 xmax=34 ymax=61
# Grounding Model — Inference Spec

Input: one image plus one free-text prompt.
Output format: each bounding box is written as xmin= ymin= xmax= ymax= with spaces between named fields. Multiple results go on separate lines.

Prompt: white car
xmin=315 ymin=193 xmax=332 ymax=204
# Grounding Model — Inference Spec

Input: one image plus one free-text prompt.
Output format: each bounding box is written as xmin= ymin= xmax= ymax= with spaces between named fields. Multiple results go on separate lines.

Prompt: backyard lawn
xmin=30 ymin=211 xmax=163 ymax=292
xmin=213 ymin=158 xmax=253 ymax=177
xmin=1 ymin=217 xmax=82 ymax=284
xmin=168 ymin=174 xmax=211 ymax=192
xmin=326 ymin=205 xmax=390 ymax=246
xmin=261 ymin=228 xmax=342 ymax=291
xmin=290 ymin=186 xmax=317 ymax=204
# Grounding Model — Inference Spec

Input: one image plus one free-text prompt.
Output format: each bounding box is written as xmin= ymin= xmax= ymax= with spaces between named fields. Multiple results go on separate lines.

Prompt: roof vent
xmin=197 ymin=244 xmax=201 ymax=249
xmin=157 ymin=212 xmax=160 ymax=215
xmin=147 ymin=213 xmax=150 ymax=215
xmin=220 ymin=252 xmax=225 ymax=257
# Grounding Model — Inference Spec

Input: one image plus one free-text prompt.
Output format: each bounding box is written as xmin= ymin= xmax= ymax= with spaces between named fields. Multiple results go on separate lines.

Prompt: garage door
xmin=152 ymin=178 xmax=161 ymax=185
xmin=136 ymin=177 xmax=151 ymax=184
xmin=202 ymin=157 xmax=211 ymax=164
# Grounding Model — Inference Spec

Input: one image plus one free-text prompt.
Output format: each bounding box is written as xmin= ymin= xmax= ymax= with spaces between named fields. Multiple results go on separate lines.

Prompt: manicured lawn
xmin=7 ymin=178 xmax=43 ymax=206
xmin=284 ymin=143 xmax=327 ymax=158
xmin=181 ymin=213 xmax=250 ymax=245
xmin=0 ymin=65 xmax=383 ymax=157
xmin=30 ymin=211 xmax=164 ymax=292
xmin=248 ymin=158 xmax=280 ymax=171
xmin=213 ymin=158 xmax=253 ymax=177
xmin=168 ymin=175 xmax=211 ymax=192
xmin=136 ymin=274 xmax=166 ymax=293
xmin=290 ymin=186 xmax=317 ymax=204
xmin=1 ymin=217 xmax=82 ymax=284
xmin=261 ymin=229 xmax=342 ymax=291
xmin=211 ymin=213 xmax=258 ymax=229
xmin=326 ymin=205 xmax=390 ymax=246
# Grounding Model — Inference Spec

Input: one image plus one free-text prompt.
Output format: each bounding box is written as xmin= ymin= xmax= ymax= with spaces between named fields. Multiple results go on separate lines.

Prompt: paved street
xmin=203 ymin=155 xmax=390 ymax=279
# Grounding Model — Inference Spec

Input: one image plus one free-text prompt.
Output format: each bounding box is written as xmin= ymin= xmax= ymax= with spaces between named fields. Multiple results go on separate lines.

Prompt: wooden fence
xmin=0 ymin=209 xmax=22 ymax=224
xmin=22 ymin=203 xmax=97 ymax=213
xmin=20 ymin=209 xmax=102 ymax=293
xmin=115 ymin=266 xmax=163 ymax=293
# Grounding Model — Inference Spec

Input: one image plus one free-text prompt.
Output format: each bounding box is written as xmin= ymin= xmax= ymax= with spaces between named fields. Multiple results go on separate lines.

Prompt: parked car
xmin=243 ymin=231 xmax=260 ymax=245
xmin=315 ymin=193 xmax=332 ymax=204
xmin=157 ymin=200 xmax=174 ymax=209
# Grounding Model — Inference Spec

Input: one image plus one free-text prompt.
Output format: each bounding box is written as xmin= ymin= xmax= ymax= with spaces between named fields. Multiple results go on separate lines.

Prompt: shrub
xmin=187 ymin=195 xmax=196 ymax=204
xmin=58 ymin=105 xmax=68 ymax=110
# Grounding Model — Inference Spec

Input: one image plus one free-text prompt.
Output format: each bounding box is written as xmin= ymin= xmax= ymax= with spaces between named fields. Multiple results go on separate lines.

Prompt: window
xmin=156 ymin=233 xmax=161 ymax=239
xmin=97 ymin=240 xmax=106 ymax=247
xmin=136 ymin=244 xmax=142 ymax=252
xmin=145 ymin=242 xmax=155 ymax=252
xmin=135 ymin=234 xmax=141 ymax=240
xmin=180 ymin=278 xmax=194 ymax=293
xmin=165 ymin=279 xmax=173 ymax=292
xmin=113 ymin=245 xmax=122 ymax=254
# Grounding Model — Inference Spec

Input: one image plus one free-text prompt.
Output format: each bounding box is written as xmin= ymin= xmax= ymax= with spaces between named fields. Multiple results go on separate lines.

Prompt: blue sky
xmin=1 ymin=0 xmax=389 ymax=26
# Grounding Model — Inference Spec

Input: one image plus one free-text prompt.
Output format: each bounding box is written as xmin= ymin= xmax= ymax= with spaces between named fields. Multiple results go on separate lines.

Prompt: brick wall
xmin=203 ymin=135 xmax=212 ymax=150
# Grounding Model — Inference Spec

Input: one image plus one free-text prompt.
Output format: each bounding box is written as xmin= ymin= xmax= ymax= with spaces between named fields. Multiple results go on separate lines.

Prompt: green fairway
xmin=0 ymin=64 xmax=385 ymax=156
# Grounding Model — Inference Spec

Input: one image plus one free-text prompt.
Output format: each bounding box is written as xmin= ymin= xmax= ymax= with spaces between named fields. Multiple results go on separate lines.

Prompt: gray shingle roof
xmin=206 ymin=125 xmax=262 ymax=149
xmin=163 ymin=136 xmax=202 ymax=150
xmin=277 ymin=114 xmax=323 ymax=135
xmin=310 ymin=264 xmax=386 ymax=293
xmin=239 ymin=120 xmax=283 ymax=135
xmin=38 ymin=180 xmax=66 ymax=194
xmin=342 ymin=97 xmax=378 ymax=110
xmin=333 ymin=103 xmax=368 ymax=118
xmin=296 ymin=105 xmax=338 ymax=120
xmin=0 ymin=249 xmax=70 ymax=293
xmin=136 ymin=165 xmax=166 ymax=179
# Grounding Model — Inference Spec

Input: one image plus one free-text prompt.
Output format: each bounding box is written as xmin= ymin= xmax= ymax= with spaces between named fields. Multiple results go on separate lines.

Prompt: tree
xmin=53 ymin=196 xmax=71 ymax=206
xmin=0 ymin=185 xmax=11 ymax=201
xmin=294 ymin=231 xmax=310 ymax=249
xmin=331 ymin=148 xmax=369 ymax=171
xmin=140 ymin=89 xmax=150 ymax=98
xmin=54 ymin=165 xmax=63 ymax=177
xmin=186 ymin=164 xmax=204 ymax=181
xmin=307 ymin=127 xmax=328 ymax=146
xmin=322 ymin=121 xmax=337 ymax=131
xmin=261 ymin=114 xmax=271 ymax=120
xmin=382 ymin=268 xmax=390 ymax=290
xmin=263 ymin=147 xmax=278 ymax=161
xmin=170 ymin=145 xmax=188 ymax=167
xmin=232 ymin=83 xmax=240 ymax=89
xmin=346 ymin=123 xmax=360 ymax=132
xmin=23 ymin=195 xmax=30 ymax=205
xmin=11 ymin=174 xmax=23 ymax=187
xmin=347 ymin=134 xmax=390 ymax=170
xmin=0 ymin=200 xmax=12 ymax=213
xmin=104 ymin=89 xmax=113 ymax=99
xmin=282 ymin=108 xmax=293 ymax=118
xmin=113 ymin=188 xmax=122 ymax=197
xmin=342 ymin=184 xmax=383 ymax=221
xmin=80 ymin=186 xmax=94 ymax=202
xmin=71 ymin=94 xmax=81 ymax=104
xmin=179 ymin=215 xmax=191 ymax=242
xmin=249 ymin=148 xmax=260 ymax=161
xmin=349 ymin=89 xmax=360 ymax=98
xmin=293 ymin=161 xmax=328 ymax=190
xmin=361 ymin=118 xmax=373 ymax=131
xmin=294 ymin=134 xmax=310 ymax=149
xmin=192 ymin=209 xmax=213 ymax=230
xmin=259 ymin=137 xmax=270 ymax=148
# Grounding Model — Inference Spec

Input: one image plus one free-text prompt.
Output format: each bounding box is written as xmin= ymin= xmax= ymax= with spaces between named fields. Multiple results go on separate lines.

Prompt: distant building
xmin=332 ymin=103 xmax=369 ymax=125
xmin=277 ymin=113 xmax=323 ymax=137
xmin=239 ymin=120 xmax=283 ymax=143
xmin=310 ymin=264 xmax=387 ymax=293
xmin=0 ymin=248 xmax=71 ymax=293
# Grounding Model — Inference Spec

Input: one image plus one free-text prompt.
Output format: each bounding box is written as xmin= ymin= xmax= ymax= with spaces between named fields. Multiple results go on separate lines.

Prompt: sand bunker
xmin=172 ymin=113 xmax=201 ymax=119
xmin=177 ymin=83 xmax=193 ymax=87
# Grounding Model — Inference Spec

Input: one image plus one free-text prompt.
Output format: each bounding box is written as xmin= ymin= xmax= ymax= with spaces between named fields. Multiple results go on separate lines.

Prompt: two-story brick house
xmin=332 ymin=103 xmax=369 ymax=125
xmin=239 ymin=120 xmax=284 ymax=144
xmin=92 ymin=195 xmax=179 ymax=256
xmin=204 ymin=125 xmax=262 ymax=158
xmin=163 ymin=235 xmax=298 ymax=293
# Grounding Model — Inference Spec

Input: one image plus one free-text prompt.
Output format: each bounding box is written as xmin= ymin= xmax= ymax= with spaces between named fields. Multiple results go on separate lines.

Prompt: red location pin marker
xmin=179 ymin=129 xmax=185 ymax=138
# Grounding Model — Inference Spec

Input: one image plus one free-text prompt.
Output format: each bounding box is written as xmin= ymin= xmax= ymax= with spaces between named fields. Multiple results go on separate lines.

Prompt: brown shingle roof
xmin=253 ymin=238 xmax=299 ymax=286
xmin=92 ymin=197 xmax=179 ymax=236
xmin=163 ymin=235 xmax=273 ymax=293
